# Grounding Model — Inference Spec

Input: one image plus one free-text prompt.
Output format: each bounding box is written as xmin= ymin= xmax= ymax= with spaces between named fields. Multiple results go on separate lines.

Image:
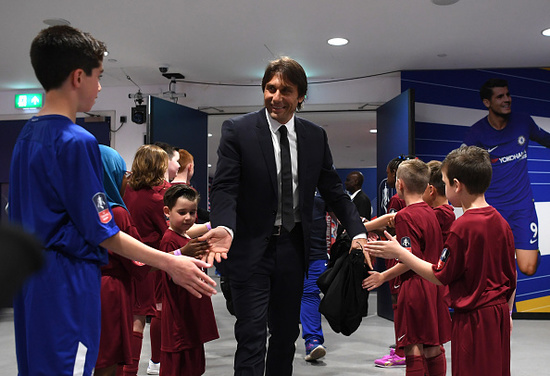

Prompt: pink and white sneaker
xmin=374 ymin=348 xmax=406 ymax=368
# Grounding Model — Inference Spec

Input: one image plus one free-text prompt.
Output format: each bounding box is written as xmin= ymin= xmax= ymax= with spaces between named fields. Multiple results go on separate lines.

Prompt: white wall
xmin=0 ymin=74 xmax=400 ymax=166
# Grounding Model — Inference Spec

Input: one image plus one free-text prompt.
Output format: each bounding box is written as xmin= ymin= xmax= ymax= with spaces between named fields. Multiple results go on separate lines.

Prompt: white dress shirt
xmin=220 ymin=110 xmax=365 ymax=240
xmin=349 ymin=189 xmax=360 ymax=201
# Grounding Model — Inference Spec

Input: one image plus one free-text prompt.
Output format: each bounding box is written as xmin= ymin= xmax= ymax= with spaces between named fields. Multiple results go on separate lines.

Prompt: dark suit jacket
xmin=210 ymin=109 xmax=365 ymax=281
xmin=352 ymin=190 xmax=372 ymax=220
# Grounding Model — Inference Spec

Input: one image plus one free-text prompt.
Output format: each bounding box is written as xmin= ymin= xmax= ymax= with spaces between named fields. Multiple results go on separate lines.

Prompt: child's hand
xmin=362 ymin=271 xmax=385 ymax=291
xmin=180 ymin=238 xmax=209 ymax=258
xmin=367 ymin=232 xmax=380 ymax=242
xmin=366 ymin=231 xmax=403 ymax=259
xmin=166 ymin=256 xmax=216 ymax=299
xmin=386 ymin=213 xmax=396 ymax=228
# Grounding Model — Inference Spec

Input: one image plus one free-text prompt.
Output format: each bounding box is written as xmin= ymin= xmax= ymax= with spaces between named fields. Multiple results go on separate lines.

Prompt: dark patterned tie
xmin=279 ymin=125 xmax=294 ymax=232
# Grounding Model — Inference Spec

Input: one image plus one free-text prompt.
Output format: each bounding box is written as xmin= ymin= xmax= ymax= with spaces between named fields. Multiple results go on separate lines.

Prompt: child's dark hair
xmin=427 ymin=160 xmax=445 ymax=196
xmin=164 ymin=184 xmax=200 ymax=209
xmin=30 ymin=25 xmax=107 ymax=91
xmin=154 ymin=142 xmax=177 ymax=160
xmin=387 ymin=154 xmax=416 ymax=174
xmin=441 ymin=145 xmax=492 ymax=195
xmin=480 ymin=78 xmax=508 ymax=101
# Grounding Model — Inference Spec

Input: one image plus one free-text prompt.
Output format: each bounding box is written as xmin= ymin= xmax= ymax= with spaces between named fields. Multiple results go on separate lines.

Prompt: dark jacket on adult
xmin=210 ymin=109 xmax=365 ymax=281
xmin=352 ymin=189 xmax=372 ymax=221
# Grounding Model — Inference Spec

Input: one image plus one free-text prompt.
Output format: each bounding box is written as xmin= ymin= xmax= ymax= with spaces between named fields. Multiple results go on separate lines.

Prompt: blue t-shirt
xmin=464 ymin=112 xmax=550 ymax=209
xmin=9 ymin=115 xmax=119 ymax=264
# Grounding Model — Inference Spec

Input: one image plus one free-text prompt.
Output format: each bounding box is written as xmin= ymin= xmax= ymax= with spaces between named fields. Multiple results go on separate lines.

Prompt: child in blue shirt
xmin=9 ymin=25 xmax=217 ymax=376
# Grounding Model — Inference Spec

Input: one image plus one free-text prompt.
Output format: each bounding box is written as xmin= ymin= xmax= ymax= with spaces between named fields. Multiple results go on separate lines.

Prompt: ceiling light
xmin=542 ymin=28 xmax=550 ymax=37
xmin=43 ymin=18 xmax=71 ymax=26
xmin=431 ymin=0 xmax=459 ymax=5
xmin=369 ymin=129 xmax=377 ymax=134
xmin=327 ymin=37 xmax=349 ymax=46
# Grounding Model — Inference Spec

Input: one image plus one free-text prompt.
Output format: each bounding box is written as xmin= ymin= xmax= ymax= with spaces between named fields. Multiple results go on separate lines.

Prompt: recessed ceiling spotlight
xmin=542 ymin=28 xmax=550 ymax=37
xmin=43 ymin=18 xmax=71 ymax=26
xmin=437 ymin=53 xmax=448 ymax=58
xmin=107 ymin=58 xmax=118 ymax=63
xmin=369 ymin=129 xmax=377 ymax=134
xmin=431 ymin=0 xmax=459 ymax=5
xmin=328 ymin=37 xmax=349 ymax=46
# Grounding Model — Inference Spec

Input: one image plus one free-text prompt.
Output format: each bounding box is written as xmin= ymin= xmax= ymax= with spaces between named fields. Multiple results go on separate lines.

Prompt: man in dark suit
xmin=200 ymin=57 xmax=369 ymax=376
xmin=345 ymin=171 xmax=372 ymax=220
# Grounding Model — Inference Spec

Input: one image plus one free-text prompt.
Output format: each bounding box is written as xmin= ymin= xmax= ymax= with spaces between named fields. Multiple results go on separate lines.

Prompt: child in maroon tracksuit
xmin=159 ymin=184 xmax=218 ymax=376
xmin=364 ymin=159 xmax=451 ymax=376
xmin=367 ymin=146 xmax=516 ymax=376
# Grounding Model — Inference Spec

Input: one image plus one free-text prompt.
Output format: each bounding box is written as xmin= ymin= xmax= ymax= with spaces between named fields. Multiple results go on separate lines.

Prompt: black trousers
xmin=230 ymin=224 xmax=305 ymax=376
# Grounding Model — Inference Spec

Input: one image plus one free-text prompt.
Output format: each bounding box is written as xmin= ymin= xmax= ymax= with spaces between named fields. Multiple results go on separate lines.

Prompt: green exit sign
xmin=15 ymin=93 xmax=43 ymax=109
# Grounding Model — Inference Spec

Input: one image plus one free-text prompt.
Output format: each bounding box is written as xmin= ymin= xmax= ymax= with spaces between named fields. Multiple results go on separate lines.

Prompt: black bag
xmin=327 ymin=234 xmax=351 ymax=268
xmin=317 ymin=248 xmax=369 ymax=336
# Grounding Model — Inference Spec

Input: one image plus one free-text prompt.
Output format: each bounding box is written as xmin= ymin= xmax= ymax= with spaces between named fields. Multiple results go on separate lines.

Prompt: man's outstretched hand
xmin=351 ymin=238 xmax=373 ymax=270
xmin=197 ymin=226 xmax=232 ymax=265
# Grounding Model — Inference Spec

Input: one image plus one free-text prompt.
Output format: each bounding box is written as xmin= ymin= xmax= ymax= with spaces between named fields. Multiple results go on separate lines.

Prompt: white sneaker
xmin=147 ymin=359 xmax=160 ymax=375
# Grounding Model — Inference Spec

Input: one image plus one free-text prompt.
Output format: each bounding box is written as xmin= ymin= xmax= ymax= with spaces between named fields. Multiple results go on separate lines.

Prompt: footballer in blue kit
xmin=9 ymin=115 xmax=120 ymax=375
xmin=464 ymin=78 xmax=550 ymax=276
xmin=9 ymin=25 xmax=218 ymax=376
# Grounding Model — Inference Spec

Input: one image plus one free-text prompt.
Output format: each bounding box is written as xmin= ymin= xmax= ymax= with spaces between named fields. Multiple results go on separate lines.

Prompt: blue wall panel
xmin=516 ymin=255 xmax=550 ymax=302
xmin=402 ymin=68 xmax=550 ymax=117
xmin=149 ymin=97 xmax=208 ymax=210
xmin=404 ymin=68 xmax=550 ymax=314
xmin=414 ymin=122 xmax=466 ymax=162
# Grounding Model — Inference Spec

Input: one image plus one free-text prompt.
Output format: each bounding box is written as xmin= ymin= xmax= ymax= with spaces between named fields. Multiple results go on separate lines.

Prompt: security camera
xmin=159 ymin=65 xmax=169 ymax=73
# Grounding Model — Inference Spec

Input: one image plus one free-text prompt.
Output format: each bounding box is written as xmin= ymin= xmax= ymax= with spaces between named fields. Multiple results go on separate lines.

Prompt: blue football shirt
xmin=464 ymin=112 xmax=550 ymax=209
xmin=9 ymin=114 xmax=119 ymax=263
